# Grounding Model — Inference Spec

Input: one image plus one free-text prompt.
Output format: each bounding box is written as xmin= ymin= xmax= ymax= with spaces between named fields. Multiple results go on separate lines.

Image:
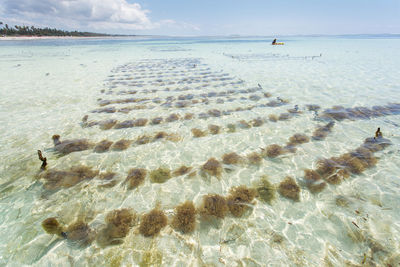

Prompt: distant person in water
xmin=272 ymin=39 xmax=277 ymax=45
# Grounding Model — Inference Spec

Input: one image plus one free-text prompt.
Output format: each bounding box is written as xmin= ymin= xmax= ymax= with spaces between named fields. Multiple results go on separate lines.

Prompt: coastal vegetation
xmin=0 ymin=22 xmax=110 ymax=37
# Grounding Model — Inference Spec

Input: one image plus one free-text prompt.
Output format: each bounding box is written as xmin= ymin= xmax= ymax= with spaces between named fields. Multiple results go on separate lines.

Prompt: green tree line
xmin=0 ymin=22 xmax=109 ymax=37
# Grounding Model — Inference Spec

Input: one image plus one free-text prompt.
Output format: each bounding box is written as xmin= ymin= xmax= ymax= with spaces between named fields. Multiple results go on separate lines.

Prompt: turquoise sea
xmin=0 ymin=36 xmax=400 ymax=266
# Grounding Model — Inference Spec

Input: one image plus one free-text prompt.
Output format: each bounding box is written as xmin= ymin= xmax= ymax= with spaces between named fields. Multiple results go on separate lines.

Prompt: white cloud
xmin=0 ymin=0 xmax=153 ymax=30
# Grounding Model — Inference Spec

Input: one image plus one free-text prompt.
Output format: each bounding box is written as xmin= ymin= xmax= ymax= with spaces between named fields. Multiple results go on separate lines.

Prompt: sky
xmin=0 ymin=0 xmax=399 ymax=36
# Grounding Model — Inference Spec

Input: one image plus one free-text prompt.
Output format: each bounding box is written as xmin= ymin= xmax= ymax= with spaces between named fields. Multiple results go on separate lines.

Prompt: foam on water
xmin=0 ymin=36 xmax=400 ymax=266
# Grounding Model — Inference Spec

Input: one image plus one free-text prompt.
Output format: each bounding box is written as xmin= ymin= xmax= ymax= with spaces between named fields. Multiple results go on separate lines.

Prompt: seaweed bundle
xmin=226 ymin=186 xmax=257 ymax=217
xmin=52 ymin=135 xmax=93 ymax=155
xmin=312 ymin=121 xmax=335 ymax=141
xmin=278 ymin=176 xmax=301 ymax=201
xmin=199 ymin=194 xmax=228 ymax=219
xmin=255 ymin=177 xmax=276 ymax=204
xmin=150 ymin=167 xmax=172 ymax=183
xmin=97 ymin=209 xmax=136 ymax=246
xmin=171 ymin=201 xmax=197 ymax=233
xmin=64 ymin=221 xmax=96 ymax=247
xmin=125 ymin=168 xmax=147 ymax=189
xmin=139 ymin=208 xmax=168 ymax=237
xmin=222 ymin=152 xmax=244 ymax=165
xmin=201 ymin=158 xmax=222 ymax=177
xmin=41 ymin=165 xmax=99 ymax=190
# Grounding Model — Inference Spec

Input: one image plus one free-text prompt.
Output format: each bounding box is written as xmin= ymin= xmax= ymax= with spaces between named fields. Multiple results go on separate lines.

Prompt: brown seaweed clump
xmin=352 ymin=147 xmax=378 ymax=168
xmin=136 ymin=135 xmax=151 ymax=145
xmin=304 ymin=168 xmax=327 ymax=191
xmin=268 ymin=114 xmax=278 ymax=122
xmin=114 ymin=120 xmax=135 ymax=129
xmin=165 ymin=133 xmax=181 ymax=142
xmin=139 ymin=209 xmax=168 ymax=237
xmin=336 ymin=154 xmax=368 ymax=174
xmin=306 ymin=181 xmax=327 ymax=193
xmin=321 ymin=106 xmax=349 ymax=121
xmin=97 ymin=209 xmax=136 ymax=246
xmin=278 ymin=177 xmax=301 ymax=201
xmin=99 ymin=119 xmax=118 ymax=130
xmin=208 ymin=124 xmax=221 ymax=135
xmin=94 ymin=140 xmax=113 ymax=153
xmin=324 ymin=169 xmax=350 ymax=185
xmin=166 ymin=113 xmax=180 ymax=122
xmin=149 ymin=167 xmax=172 ymax=183
xmin=172 ymin=166 xmax=193 ymax=176
xmin=99 ymin=171 xmax=116 ymax=180
xmin=201 ymin=158 xmax=222 ymax=177
xmin=264 ymin=92 xmax=272 ymax=98
xmin=171 ymin=201 xmax=197 ymax=234
xmin=151 ymin=117 xmax=163 ymax=125
xmin=251 ymin=118 xmax=264 ymax=127
xmin=41 ymin=165 xmax=99 ymax=190
xmin=247 ymin=152 xmax=262 ymax=165
xmin=222 ymin=152 xmax=243 ymax=165
xmin=133 ymin=118 xmax=148 ymax=127
xmin=125 ymin=168 xmax=147 ymax=189
xmin=263 ymin=144 xmax=286 ymax=158
xmin=52 ymin=135 xmax=93 ymax=155
xmin=42 ymin=217 xmax=64 ymax=236
xmin=112 ymin=139 xmax=132 ymax=151
xmin=287 ymin=133 xmax=310 ymax=146
xmin=199 ymin=194 xmax=228 ymax=219
xmin=191 ymin=128 xmax=207 ymax=138
xmin=238 ymin=120 xmax=251 ymax=129
xmin=315 ymin=158 xmax=337 ymax=177
xmin=65 ymin=221 xmax=95 ymax=247
xmin=227 ymin=123 xmax=236 ymax=133
xmin=363 ymin=137 xmax=391 ymax=152
xmin=304 ymin=169 xmax=322 ymax=182
xmin=226 ymin=186 xmax=257 ymax=217
xmin=184 ymin=113 xmax=194 ymax=120
xmin=256 ymin=177 xmax=276 ymax=204
xmin=154 ymin=131 xmax=168 ymax=139
xmin=312 ymin=121 xmax=335 ymax=141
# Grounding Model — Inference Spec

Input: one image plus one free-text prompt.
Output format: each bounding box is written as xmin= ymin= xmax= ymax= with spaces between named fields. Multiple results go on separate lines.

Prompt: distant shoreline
xmin=0 ymin=35 xmax=142 ymax=41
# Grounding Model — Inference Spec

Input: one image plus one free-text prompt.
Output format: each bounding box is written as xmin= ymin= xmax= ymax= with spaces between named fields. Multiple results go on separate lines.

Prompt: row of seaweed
xmin=41 ymin=127 xmax=319 ymax=191
xmin=301 ymin=134 xmax=392 ymax=194
xmin=82 ymin=99 xmax=290 ymax=131
xmin=53 ymin=108 xmax=308 ymax=157
xmin=103 ymin=77 xmax=238 ymax=95
xmin=107 ymin=69 xmax=230 ymax=82
xmin=40 ymin=185 xmax=252 ymax=248
xmin=41 ymin=177 xmax=297 ymax=248
xmin=50 ymin=131 xmax=181 ymax=156
xmin=41 ymin=130 xmax=391 ymax=195
xmin=321 ymin=103 xmax=400 ymax=121
xmin=109 ymin=62 xmax=209 ymax=79
xmin=110 ymin=58 xmax=204 ymax=74
xmin=93 ymin=91 xmax=271 ymax=113
xmin=106 ymin=73 xmax=235 ymax=90
xmin=96 ymin=86 xmax=267 ymax=108
xmin=106 ymin=75 xmax=240 ymax=89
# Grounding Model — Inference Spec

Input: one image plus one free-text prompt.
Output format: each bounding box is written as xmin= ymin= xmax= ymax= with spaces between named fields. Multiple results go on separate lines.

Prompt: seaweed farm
xmin=1 ymin=37 xmax=400 ymax=266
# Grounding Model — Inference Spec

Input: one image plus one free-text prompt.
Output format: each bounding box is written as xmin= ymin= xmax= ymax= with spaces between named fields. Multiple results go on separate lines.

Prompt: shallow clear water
xmin=0 ymin=36 xmax=400 ymax=266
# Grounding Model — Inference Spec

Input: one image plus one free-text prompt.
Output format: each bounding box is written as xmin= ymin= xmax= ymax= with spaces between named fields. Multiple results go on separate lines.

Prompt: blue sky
xmin=0 ymin=0 xmax=399 ymax=35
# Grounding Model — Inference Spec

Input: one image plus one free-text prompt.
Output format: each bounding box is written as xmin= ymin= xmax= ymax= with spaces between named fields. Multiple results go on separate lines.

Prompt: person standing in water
xmin=272 ymin=38 xmax=277 ymax=45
